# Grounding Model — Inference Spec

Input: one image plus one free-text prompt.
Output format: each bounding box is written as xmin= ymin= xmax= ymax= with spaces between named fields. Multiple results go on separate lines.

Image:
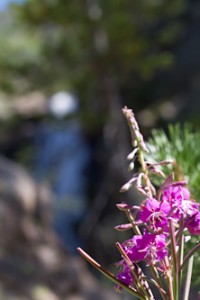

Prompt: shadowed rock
xmin=0 ymin=156 xmax=120 ymax=300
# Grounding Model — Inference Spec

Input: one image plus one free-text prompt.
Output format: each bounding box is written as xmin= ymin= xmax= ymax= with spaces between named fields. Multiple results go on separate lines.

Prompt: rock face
xmin=0 ymin=156 xmax=120 ymax=300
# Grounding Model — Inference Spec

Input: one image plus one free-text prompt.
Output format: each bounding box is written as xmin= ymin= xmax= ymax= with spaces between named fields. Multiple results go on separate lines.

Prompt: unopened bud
xmin=149 ymin=182 xmax=156 ymax=195
xmin=127 ymin=148 xmax=138 ymax=160
xmin=114 ymin=223 xmax=132 ymax=231
xmin=120 ymin=177 xmax=137 ymax=192
xmin=151 ymin=167 xmax=165 ymax=178
xmin=120 ymin=182 xmax=132 ymax=192
xmin=133 ymin=140 xmax=138 ymax=147
xmin=136 ymin=173 xmax=144 ymax=189
xmin=128 ymin=162 xmax=134 ymax=171
xmin=159 ymin=159 xmax=174 ymax=165
xmin=139 ymin=135 xmax=149 ymax=153
xmin=116 ymin=203 xmax=132 ymax=211
xmin=137 ymin=187 xmax=148 ymax=196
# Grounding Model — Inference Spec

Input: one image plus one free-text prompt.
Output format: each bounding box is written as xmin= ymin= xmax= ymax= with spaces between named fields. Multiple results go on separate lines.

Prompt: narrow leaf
xmin=77 ymin=247 xmax=146 ymax=300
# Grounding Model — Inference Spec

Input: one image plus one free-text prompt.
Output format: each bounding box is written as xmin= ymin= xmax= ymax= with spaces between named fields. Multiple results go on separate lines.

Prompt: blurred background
xmin=0 ymin=0 xmax=200 ymax=299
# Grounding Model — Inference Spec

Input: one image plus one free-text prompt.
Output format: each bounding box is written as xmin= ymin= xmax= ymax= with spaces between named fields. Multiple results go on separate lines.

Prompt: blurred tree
xmin=0 ymin=10 xmax=43 ymax=93
xmin=0 ymin=0 xmax=187 ymax=118
xmin=0 ymin=0 xmax=195 ymax=269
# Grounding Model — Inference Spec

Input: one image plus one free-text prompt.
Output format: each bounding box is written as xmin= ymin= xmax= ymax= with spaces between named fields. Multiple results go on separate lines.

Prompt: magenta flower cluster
xmin=116 ymin=182 xmax=200 ymax=287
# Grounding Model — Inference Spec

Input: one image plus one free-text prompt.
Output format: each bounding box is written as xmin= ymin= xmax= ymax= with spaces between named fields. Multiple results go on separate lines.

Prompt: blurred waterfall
xmin=34 ymin=120 xmax=90 ymax=252
xmin=33 ymin=92 xmax=91 ymax=252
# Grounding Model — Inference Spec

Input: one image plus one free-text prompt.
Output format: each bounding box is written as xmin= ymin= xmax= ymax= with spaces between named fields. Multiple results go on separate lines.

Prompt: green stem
xmin=182 ymin=256 xmax=194 ymax=300
xmin=138 ymin=148 xmax=153 ymax=198
xmin=178 ymin=235 xmax=184 ymax=288
xmin=180 ymin=242 xmax=200 ymax=272
xmin=149 ymin=264 xmax=167 ymax=300
xmin=122 ymin=107 xmax=154 ymax=198
xmin=125 ymin=210 xmax=141 ymax=235
xmin=169 ymin=219 xmax=179 ymax=300
xmin=164 ymin=256 xmax=174 ymax=300
xmin=177 ymin=216 xmax=184 ymax=288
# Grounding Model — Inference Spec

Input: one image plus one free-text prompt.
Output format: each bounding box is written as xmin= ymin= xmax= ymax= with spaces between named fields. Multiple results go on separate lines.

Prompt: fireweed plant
xmin=77 ymin=107 xmax=200 ymax=300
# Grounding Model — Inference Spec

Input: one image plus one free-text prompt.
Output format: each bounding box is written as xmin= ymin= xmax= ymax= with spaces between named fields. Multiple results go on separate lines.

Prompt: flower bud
xmin=128 ymin=162 xmax=134 ymax=171
xmin=116 ymin=203 xmax=133 ymax=211
xmin=120 ymin=182 xmax=132 ymax=192
xmin=120 ymin=177 xmax=137 ymax=192
xmin=127 ymin=148 xmax=138 ymax=160
xmin=114 ymin=223 xmax=132 ymax=231
xmin=150 ymin=167 xmax=165 ymax=178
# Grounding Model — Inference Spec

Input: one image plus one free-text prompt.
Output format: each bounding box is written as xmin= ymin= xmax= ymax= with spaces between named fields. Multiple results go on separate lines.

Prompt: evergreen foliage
xmin=146 ymin=123 xmax=200 ymax=285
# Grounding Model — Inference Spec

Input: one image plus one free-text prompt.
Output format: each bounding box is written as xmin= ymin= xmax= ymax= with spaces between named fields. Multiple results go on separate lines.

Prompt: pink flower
xmin=139 ymin=198 xmax=169 ymax=234
xmin=122 ymin=231 xmax=168 ymax=265
xmin=186 ymin=212 xmax=200 ymax=235
xmin=162 ymin=184 xmax=198 ymax=219
xmin=116 ymin=263 xmax=134 ymax=291
xmin=154 ymin=234 xmax=168 ymax=261
xmin=117 ymin=269 xmax=133 ymax=286
xmin=115 ymin=181 xmax=199 ymax=291
xmin=122 ymin=234 xmax=150 ymax=262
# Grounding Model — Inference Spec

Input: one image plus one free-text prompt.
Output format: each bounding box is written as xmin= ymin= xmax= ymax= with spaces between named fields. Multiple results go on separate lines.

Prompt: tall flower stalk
xmin=77 ymin=107 xmax=200 ymax=300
